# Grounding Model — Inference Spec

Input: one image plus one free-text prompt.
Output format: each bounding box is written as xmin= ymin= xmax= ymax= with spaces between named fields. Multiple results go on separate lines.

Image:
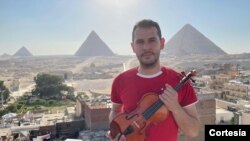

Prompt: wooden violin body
xmin=110 ymin=70 xmax=196 ymax=141
xmin=110 ymin=93 xmax=168 ymax=141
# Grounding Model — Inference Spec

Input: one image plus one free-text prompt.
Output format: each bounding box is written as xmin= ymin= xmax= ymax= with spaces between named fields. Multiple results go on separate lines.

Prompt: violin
xmin=109 ymin=70 xmax=196 ymax=141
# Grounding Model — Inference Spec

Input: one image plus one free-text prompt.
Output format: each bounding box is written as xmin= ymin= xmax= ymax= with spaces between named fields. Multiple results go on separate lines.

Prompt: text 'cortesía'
xmin=209 ymin=129 xmax=246 ymax=136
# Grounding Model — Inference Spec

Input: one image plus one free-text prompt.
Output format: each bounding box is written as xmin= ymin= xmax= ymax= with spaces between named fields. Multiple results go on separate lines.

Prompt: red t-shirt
xmin=111 ymin=66 xmax=197 ymax=141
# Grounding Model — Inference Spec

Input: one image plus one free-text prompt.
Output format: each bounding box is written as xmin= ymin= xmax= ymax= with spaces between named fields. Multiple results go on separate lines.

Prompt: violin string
xmin=147 ymin=100 xmax=163 ymax=119
xmin=143 ymin=100 xmax=163 ymax=119
xmin=142 ymin=101 xmax=158 ymax=119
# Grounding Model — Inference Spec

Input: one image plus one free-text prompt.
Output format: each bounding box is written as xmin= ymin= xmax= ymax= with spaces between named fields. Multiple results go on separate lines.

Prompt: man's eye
xmin=136 ymin=40 xmax=144 ymax=44
xmin=149 ymin=39 xmax=156 ymax=42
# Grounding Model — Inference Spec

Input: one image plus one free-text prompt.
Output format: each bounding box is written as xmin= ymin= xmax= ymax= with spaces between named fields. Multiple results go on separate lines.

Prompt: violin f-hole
xmin=126 ymin=114 xmax=139 ymax=120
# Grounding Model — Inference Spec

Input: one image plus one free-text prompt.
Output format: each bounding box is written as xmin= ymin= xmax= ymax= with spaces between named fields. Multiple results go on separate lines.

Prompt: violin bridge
xmin=132 ymin=118 xmax=146 ymax=130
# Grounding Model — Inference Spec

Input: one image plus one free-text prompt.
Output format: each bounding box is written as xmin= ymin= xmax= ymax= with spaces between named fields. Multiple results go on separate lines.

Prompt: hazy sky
xmin=0 ymin=0 xmax=249 ymax=55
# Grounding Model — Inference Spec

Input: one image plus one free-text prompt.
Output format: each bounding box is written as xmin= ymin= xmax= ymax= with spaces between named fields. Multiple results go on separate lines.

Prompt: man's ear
xmin=160 ymin=38 xmax=165 ymax=49
xmin=131 ymin=42 xmax=135 ymax=53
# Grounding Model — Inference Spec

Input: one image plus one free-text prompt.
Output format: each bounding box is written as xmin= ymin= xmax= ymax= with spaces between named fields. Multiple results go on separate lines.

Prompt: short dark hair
xmin=132 ymin=19 xmax=162 ymax=41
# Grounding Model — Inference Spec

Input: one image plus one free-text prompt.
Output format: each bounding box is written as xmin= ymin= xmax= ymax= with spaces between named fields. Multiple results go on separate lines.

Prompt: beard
xmin=137 ymin=52 xmax=160 ymax=69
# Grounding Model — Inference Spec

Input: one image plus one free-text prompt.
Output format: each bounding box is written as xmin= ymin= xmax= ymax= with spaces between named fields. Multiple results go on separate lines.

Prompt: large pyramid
xmin=75 ymin=31 xmax=114 ymax=57
xmin=163 ymin=24 xmax=227 ymax=56
xmin=13 ymin=46 xmax=33 ymax=57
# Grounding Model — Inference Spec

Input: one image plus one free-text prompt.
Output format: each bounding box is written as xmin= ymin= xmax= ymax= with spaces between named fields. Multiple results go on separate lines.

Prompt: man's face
xmin=131 ymin=27 xmax=165 ymax=68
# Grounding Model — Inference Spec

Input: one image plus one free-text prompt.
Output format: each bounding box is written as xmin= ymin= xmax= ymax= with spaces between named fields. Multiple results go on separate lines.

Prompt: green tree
xmin=0 ymin=80 xmax=10 ymax=103
xmin=34 ymin=99 xmax=46 ymax=105
xmin=6 ymin=104 xmax=17 ymax=113
xmin=32 ymin=73 xmax=73 ymax=98
xmin=230 ymin=116 xmax=236 ymax=125
xmin=47 ymin=99 xmax=56 ymax=106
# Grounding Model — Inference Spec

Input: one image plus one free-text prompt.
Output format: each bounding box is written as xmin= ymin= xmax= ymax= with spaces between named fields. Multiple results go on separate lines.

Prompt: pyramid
xmin=13 ymin=46 xmax=33 ymax=56
xmin=75 ymin=31 xmax=114 ymax=57
xmin=163 ymin=24 xmax=227 ymax=56
xmin=0 ymin=53 xmax=11 ymax=58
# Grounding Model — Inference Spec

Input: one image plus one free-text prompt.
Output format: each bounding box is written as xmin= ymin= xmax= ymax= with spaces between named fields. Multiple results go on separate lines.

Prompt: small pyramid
xmin=163 ymin=24 xmax=227 ymax=56
xmin=75 ymin=31 xmax=114 ymax=57
xmin=13 ymin=46 xmax=33 ymax=57
xmin=0 ymin=53 xmax=11 ymax=58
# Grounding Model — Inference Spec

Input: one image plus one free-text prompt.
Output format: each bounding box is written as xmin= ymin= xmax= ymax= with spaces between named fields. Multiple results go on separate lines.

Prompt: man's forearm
xmin=172 ymin=106 xmax=200 ymax=138
xmin=109 ymin=103 xmax=123 ymax=123
xmin=109 ymin=111 xmax=117 ymax=123
xmin=109 ymin=110 xmax=122 ymax=123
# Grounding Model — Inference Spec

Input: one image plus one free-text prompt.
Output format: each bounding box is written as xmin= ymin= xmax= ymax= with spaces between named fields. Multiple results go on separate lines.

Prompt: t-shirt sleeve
xmin=179 ymin=81 xmax=198 ymax=107
xmin=111 ymin=75 xmax=123 ymax=104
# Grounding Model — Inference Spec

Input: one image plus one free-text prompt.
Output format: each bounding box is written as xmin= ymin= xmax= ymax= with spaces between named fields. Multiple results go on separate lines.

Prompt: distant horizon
xmin=2 ymin=23 xmax=250 ymax=56
xmin=1 ymin=0 xmax=250 ymax=55
xmin=3 ymin=24 xmax=249 ymax=56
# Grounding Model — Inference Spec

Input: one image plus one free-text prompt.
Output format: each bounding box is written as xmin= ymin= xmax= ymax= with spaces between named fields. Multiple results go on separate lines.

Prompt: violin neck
xmin=142 ymin=99 xmax=164 ymax=120
xmin=174 ymin=75 xmax=191 ymax=91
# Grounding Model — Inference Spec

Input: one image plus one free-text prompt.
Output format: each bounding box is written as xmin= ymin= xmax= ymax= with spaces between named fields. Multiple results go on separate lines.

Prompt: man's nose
xmin=142 ymin=42 xmax=151 ymax=50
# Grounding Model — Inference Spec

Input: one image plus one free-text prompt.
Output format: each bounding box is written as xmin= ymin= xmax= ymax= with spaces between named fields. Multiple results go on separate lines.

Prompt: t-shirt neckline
xmin=136 ymin=68 xmax=163 ymax=78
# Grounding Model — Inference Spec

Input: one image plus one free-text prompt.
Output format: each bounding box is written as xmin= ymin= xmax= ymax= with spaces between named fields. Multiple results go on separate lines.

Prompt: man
xmin=108 ymin=19 xmax=200 ymax=141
